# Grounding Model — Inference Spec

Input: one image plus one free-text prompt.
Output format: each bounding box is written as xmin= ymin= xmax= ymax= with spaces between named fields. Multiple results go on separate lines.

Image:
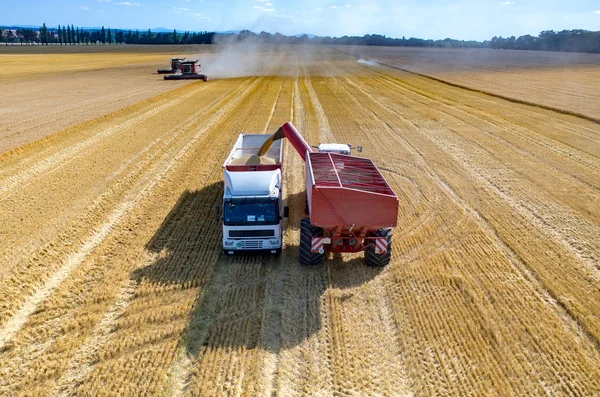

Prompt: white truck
xmin=217 ymin=133 xmax=288 ymax=255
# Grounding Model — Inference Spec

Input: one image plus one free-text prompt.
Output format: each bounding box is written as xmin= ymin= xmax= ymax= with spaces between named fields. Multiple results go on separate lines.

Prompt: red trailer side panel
xmin=307 ymin=152 xmax=398 ymax=229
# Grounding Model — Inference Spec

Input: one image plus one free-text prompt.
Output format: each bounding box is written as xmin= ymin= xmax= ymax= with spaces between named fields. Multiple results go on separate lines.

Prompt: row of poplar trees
xmin=32 ymin=23 xmax=214 ymax=45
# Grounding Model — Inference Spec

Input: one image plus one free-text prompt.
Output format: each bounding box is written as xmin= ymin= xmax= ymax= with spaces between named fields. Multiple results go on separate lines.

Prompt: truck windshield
xmin=223 ymin=202 xmax=278 ymax=226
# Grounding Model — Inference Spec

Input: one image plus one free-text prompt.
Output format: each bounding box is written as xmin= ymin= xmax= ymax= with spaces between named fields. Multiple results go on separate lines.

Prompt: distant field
xmin=338 ymin=46 xmax=600 ymax=120
xmin=0 ymin=46 xmax=217 ymax=153
xmin=0 ymin=45 xmax=599 ymax=396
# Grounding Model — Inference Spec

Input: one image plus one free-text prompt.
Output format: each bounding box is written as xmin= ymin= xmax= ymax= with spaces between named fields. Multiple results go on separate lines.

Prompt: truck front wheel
xmin=299 ymin=218 xmax=324 ymax=265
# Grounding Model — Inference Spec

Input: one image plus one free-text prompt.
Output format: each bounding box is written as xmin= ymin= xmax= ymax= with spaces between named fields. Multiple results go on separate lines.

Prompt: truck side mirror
xmin=283 ymin=206 xmax=289 ymax=218
xmin=215 ymin=204 xmax=221 ymax=221
xmin=357 ymin=146 xmax=363 ymax=153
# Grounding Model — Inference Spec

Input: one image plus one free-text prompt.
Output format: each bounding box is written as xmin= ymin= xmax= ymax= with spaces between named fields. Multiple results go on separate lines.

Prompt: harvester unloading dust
xmin=217 ymin=122 xmax=398 ymax=266
xmin=157 ymin=57 xmax=186 ymax=74
xmin=164 ymin=60 xmax=208 ymax=81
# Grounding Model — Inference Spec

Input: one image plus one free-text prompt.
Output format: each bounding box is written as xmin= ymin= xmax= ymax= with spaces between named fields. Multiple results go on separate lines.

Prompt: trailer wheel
xmin=365 ymin=228 xmax=392 ymax=267
xmin=300 ymin=218 xmax=324 ymax=265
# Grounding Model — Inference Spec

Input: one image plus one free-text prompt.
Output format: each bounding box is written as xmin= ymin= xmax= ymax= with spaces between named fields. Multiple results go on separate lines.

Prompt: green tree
xmin=57 ymin=25 xmax=62 ymax=45
xmin=173 ymin=29 xmax=177 ymax=44
xmin=135 ymin=29 xmax=140 ymax=44
xmin=39 ymin=23 xmax=48 ymax=45
xmin=71 ymin=24 xmax=75 ymax=44
xmin=101 ymin=26 xmax=106 ymax=44
xmin=6 ymin=29 xmax=14 ymax=44
xmin=62 ymin=25 xmax=67 ymax=44
xmin=107 ymin=27 xmax=112 ymax=44
xmin=76 ymin=27 xmax=81 ymax=44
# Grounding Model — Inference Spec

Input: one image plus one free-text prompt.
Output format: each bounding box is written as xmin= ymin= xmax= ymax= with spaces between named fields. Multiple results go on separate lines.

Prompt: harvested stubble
xmin=0 ymin=45 xmax=599 ymax=397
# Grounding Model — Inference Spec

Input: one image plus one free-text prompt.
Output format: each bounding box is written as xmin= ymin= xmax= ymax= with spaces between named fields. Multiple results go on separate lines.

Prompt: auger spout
xmin=257 ymin=122 xmax=313 ymax=161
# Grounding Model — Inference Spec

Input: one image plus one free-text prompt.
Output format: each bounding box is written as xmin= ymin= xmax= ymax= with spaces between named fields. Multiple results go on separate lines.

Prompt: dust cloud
xmin=357 ymin=57 xmax=378 ymax=67
xmin=197 ymin=35 xmax=318 ymax=79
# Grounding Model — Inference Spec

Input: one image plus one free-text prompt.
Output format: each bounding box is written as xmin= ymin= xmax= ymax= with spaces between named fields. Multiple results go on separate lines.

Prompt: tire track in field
xmin=333 ymin=46 xmax=600 ymax=125
xmin=52 ymin=77 xmax=282 ymax=396
xmin=309 ymin=60 xmax=593 ymax=392
xmin=253 ymin=72 xmax=297 ymax=397
xmin=0 ymin=80 xmax=245 ymax=322
xmin=0 ymin=77 xmax=262 ymax=353
xmin=289 ymin=66 xmax=413 ymax=396
xmin=0 ymin=84 xmax=151 ymax=147
xmin=0 ymin=81 xmax=210 ymax=197
xmin=0 ymin=72 xmax=254 ymax=391
xmin=178 ymin=77 xmax=295 ymax=397
xmin=360 ymin=68 xmax=600 ymax=215
xmin=323 ymin=64 xmax=600 ymax=392
xmin=271 ymin=72 xmax=339 ymax=396
xmin=345 ymin=68 xmax=600 ymax=275
xmin=341 ymin=73 xmax=600 ymax=268
xmin=362 ymin=65 xmax=600 ymax=179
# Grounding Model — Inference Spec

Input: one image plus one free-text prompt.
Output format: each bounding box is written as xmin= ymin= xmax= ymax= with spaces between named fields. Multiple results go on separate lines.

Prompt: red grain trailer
xmin=273 ymin=122 xmax=399 ymax=266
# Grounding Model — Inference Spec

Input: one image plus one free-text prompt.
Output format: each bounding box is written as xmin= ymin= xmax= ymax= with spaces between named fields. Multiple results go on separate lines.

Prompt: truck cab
xmin=219 ymin=133 xmax=287 ymax=255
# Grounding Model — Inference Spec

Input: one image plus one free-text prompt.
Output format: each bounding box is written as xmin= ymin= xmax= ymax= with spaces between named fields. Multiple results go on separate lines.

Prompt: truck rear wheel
xmin=365 ymin=228 xmax=392 ymax=267
xmin=300 ymin=218 xmax=324 ymax=265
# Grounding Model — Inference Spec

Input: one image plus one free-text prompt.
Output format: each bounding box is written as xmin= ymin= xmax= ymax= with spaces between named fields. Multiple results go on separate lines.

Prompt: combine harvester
xmin=218 ymin=122 xmax=398 ymax=266
xmin=157 ymin=57 xmax=186 ymax=74
xmin=164 ymin=60 xmax=208 ymax=81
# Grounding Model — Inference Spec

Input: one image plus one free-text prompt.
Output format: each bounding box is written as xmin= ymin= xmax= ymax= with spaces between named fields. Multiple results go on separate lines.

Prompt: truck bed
xmin=223 ymin=133 xmax=283 ymax=172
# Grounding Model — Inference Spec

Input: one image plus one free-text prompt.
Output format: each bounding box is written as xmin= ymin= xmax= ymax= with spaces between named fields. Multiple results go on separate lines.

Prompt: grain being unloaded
xmin=229 ymin=154 xmax=276 ymax=165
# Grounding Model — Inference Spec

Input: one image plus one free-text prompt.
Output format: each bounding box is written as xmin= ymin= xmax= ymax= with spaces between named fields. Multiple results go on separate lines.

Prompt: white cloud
xmin=265 ymin=2 xmax=272 ymax=5
xmin=499 ymin=1 xmax=515 ymax=5
xmin=173 ymin=7 xmax=190 ymax=11
xmin=316 ymin=7 xmax=322 ymax=11
xmin=255 ymin=0 xmax=269 ymax=2
xmin=194 ymin=13 xmax=210 ymax=20
xmin=329 ymin=4 xmax=352 ymax=9
xmin=80 ymin=6 xmax=90 ymax=10
xmin=117 ymin=1 xmax=140 ymax=5
xmin=594 ymin=10 xmax=600 ymax=14
xmin=253 ymin=5 xmax=275 ymax=12
xmin=96 ymin=0 xmax=111 ymax=2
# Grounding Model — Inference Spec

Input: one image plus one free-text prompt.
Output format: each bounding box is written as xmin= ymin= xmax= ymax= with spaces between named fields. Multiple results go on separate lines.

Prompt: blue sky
xmin=2 ymin=0 xmax=599 ymax=40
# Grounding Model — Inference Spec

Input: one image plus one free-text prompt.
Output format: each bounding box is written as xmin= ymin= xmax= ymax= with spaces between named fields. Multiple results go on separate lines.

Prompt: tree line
xmin=490 ymin=30 xmax=600 ymax=53
xmin=0 ymin=24 xmax=214 ymax=45
xmin=1 ymin=23 xmax=598 ymax=53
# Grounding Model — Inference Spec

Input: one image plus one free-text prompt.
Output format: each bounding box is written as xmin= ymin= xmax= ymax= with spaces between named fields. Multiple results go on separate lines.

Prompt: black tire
xmin=299 ymin=218 xmax=324 ymax=265
xmin=365 ymin=228 xmax=392 ymax=267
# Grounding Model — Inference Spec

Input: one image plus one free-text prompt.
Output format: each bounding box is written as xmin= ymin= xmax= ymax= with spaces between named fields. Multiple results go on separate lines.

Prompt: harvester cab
xmin=157 ymin=57 xmax=186 ymax=74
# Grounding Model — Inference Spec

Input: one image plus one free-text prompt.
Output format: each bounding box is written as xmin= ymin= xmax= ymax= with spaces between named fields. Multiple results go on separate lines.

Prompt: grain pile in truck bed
xmin=229 ymin=154 xmax=277 ymax=165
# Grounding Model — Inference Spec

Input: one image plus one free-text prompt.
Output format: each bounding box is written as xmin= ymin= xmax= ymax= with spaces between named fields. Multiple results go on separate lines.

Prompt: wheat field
xmin=0 ymin=45 xmax=599 ymax=396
